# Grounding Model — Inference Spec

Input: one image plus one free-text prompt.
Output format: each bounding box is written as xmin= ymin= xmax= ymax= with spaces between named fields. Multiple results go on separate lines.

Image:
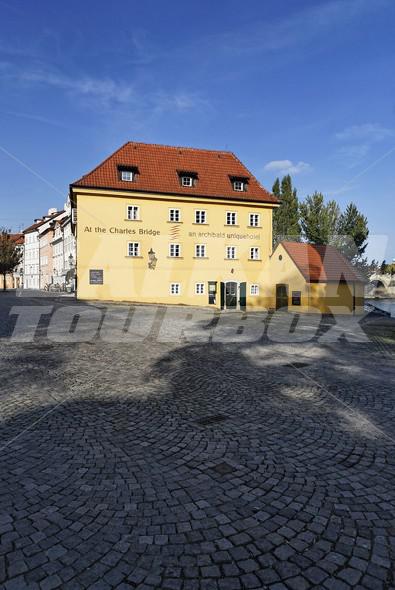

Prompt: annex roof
xmin=280 ymin=241 xmax=366 ymax=283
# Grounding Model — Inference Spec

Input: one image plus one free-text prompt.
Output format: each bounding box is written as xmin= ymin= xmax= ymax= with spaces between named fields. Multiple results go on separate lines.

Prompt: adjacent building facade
xmin=70 ymin=142 xmax=279 ymax=309
xmin=39 ymin=225 xmax=55 ymax=289
xmin=23 ymin=221 xmax=42 ymax=289
xmin=51 ymin=212 xmax=76 ymax=290
xmin=23 ymin=208 xmax=68 ymax=290
xmin=262 ymin=241 xmax=366 ymax=314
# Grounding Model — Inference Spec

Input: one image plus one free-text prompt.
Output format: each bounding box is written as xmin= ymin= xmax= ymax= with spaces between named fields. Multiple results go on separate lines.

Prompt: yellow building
xmin=70 ymin=141 xmax=365 ymax=314
xmin=260 ymin=241 xmax=366 ymax=314
xmin=70 ymin=141 xmax=279 ymax=310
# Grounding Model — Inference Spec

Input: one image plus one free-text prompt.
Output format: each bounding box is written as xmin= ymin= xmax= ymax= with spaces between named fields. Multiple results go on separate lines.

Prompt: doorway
xmin=276 ymin=284 xmax=288 ymax=310
xmin=225 ymin=281 xmax=238 ymax=309
xmin=220 ymin=281 xmax=247 ymax=310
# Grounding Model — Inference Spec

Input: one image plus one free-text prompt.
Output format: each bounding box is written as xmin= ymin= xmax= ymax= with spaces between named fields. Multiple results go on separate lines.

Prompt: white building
xmin=23 ymin=208 xmax=66 ymax=289
xmin=62 ymin=216 xmax=76 ymax=290
xmin=51 ymin=212 xmax=76 ymax=290
xmin=52 ymin=220 xmax=64 ymax=287
xmin=23 ymin=220 xmax=42 ymax=289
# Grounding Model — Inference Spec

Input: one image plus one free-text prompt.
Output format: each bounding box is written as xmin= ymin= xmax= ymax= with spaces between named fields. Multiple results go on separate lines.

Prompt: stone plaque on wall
xmin=89 ymin=269 xmax=103 ymax=285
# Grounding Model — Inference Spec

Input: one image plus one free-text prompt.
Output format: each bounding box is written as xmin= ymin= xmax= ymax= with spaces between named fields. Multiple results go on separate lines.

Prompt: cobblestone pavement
xmin=0 ymin=294 xmax=395 ymax=589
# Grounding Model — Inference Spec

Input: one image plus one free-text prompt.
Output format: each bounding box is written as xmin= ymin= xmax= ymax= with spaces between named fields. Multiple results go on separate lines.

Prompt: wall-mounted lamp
xmin=148 ymin=248 xmax=157 ymax=270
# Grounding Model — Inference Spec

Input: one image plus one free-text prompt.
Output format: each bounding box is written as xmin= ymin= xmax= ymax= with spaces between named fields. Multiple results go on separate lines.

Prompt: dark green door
xmin=240 ymin=282 xmax=246 ymax=311
xmin=220 ymin=282 xmax=225 ymax=309
xmin=276 ymin=284 xmax=288 ymax=310
xmin=225 ymin=282 xmax=237 ymax=309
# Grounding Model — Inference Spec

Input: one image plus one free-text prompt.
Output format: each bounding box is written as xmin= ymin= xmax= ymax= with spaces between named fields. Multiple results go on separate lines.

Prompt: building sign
xmin=89 ymin=269 xmax=103 ymax=284
xmin=188 ymin=230 xmax=261 ymax=240
xmin=82 ymin=225 xmax=259 ymax=241
xmin=84 ymin=226 xmax=160 ymax=236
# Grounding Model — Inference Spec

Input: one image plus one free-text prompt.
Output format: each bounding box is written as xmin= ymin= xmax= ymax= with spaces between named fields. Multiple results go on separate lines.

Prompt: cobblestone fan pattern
xmin=0 ymin=296 xmax=395 ymax=589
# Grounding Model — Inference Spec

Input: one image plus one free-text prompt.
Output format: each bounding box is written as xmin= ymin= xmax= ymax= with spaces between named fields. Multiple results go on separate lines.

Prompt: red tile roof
xmin=280 ymin=241 xmax=366 ymax=283
xmin=72 ymin=141 xmax=278 ymax=204
xmin=10 ymin=233 xmax=24 ymax=245
xmin=23 ymin=220 xmax=45 ymax=234
xmin=23 ymin=211 xmax=65 ymax=234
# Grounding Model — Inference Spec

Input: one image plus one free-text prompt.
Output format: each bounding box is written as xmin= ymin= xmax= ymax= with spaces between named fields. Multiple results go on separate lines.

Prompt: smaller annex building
xmin=264 ymin=241 xmax=366 ymax=314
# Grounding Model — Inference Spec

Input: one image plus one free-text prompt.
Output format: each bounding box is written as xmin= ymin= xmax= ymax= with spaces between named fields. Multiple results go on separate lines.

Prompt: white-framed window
xmin=195 ymin=283 xmax=205 ymax=295
xmin=233 ymin=180 xmax=244 ymax=191
xmin=250 ymin=247 xmax=260 ymax=260
xmin=226 ymin=211 xmax=237 ymax=225
xmin=249 ymin=213 xmax=260 ymax=227
xmin=195 ymin=210 xmax=207 ymax=224
xmin=169 ymin=208 xmax=180 ymax=222
xmin=121 ymin=170 xmax=134 ymax=182
xmin=127 ymin=205 xmax=140 ymax=220
xmin=250 ymin=284 xmax=259 ymax=295
xmin=195 ymin=244 xmax=206 ymax=258
xmin=226 ymin=246 xmax=236 ymax=259
xmin=181 ymin=176 xmax=193 ymax=187
xmin=170 ymin=283 xmax=180 ymax=295
xmin=128 ymin=242 xmax=140 ymax=257
xmin=169 ymin=243 xmax=181 ymax=257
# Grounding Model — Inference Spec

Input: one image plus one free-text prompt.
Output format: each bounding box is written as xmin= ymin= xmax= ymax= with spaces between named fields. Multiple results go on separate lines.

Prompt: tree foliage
xmin=336 ymin=202 xmax=369 ymax=262
xmin=272 ymin=175 xmax=301 ymax=246
xmin=299 ymin=192 xmax=340 ymax=245
xmin=379 ymin=260 xmax=395 ymax=275
xmin=0 ymin=228 xmax=22 ymax=291
xmin=270 ymin=175 xmax=370 ymax=268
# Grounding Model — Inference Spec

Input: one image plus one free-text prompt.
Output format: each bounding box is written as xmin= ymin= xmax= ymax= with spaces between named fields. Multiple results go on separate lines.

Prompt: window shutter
xmin=220 ymin=282 xmax=225 ymax=309
xmin=240 ymin=282 xmax=247 ymax=310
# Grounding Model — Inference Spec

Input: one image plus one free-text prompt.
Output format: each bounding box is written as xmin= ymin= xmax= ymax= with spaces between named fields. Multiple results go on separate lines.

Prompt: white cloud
xmin=334 ymin=123 xmax=395 ymax=168
xmin=219 ymin=0 xmax=390 ymax=57
xmin=19 ymin=69 xmax=136 ymax=106
xmin=335 ymin=123 xmax=394 ymax=143
xmin=2 ymin=109 xmax=67 ymax=128
xmin=263 ymin=160 xmax=312 ymax=175
xmin=152 ymin=92 xmax=210 ymax=113
xmin=336 ymin=143 xmax=370 ymax=164
xmin=0 ymin=63 xmax=209 ymax=114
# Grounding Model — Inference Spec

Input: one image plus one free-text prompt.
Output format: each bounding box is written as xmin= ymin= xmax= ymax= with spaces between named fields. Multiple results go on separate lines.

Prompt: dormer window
xmin=118 ymin=165 xmax=139 ymax=182
xmin=121 ymin=170 xmax=134 ymax=182
xmin=181 ymin=176 xmax=193 ymax=187
xmin=230 ymin=176 xmax=248 ymax=192
xmin=178 ymin=170 xmax=197 ymax=188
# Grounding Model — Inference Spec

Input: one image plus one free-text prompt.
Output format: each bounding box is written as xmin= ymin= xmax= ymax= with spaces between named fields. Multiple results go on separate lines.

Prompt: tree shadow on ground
xmin=0 ymin=332 xmax=394 ymax=588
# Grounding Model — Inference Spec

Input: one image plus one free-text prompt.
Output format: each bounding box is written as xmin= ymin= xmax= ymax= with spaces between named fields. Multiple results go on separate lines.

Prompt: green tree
xmin=368 ymin=259 xmax=380 ymax=274
xmin=337 ymin=202 xmax=369 ymax=262
xmin=0 ymin=229 xmax=22 ymax=291
xmin=272 ymin=175 xmax=301 ymax=245
xmin=299 ymin=192 xmax=340 ymax=245
xmin=272 ymin=178 xmax=280 ymax=199
xmin=380 ymin=260 xmax=387 ymax=274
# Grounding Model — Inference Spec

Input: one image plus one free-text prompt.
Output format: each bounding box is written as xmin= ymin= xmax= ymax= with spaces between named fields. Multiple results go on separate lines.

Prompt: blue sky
xmin=0 ymin=0 xmax=394 ymax=261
